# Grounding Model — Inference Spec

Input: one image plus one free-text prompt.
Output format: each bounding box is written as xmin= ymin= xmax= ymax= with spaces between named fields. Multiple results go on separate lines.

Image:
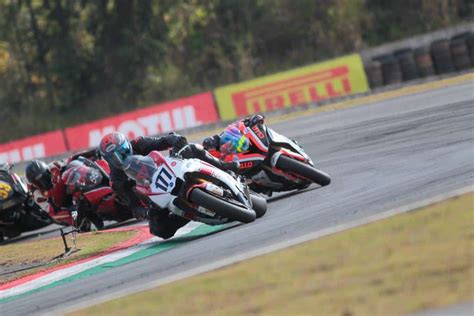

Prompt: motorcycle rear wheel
xmin=276 ymin=155 xmax=331 ymax=186
xmin=190 ymin=189 xmax=256 ymax=223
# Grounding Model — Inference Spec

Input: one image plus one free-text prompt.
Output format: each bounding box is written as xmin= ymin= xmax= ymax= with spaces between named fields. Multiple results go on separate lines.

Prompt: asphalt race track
xmin=2 ymin=80 xmax=473 ymax=314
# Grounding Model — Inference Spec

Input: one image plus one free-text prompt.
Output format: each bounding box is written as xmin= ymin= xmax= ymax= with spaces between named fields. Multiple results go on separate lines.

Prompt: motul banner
xmin=65 ymin=92 xmax=219 ymax=150
xmin=214 ymin=54 xmax=369 ymax=120
xmin=0 ymin=131 xmax=67 ymax=164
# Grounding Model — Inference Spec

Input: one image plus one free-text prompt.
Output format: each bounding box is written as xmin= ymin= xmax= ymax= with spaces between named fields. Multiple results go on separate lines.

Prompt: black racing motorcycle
xmin=0 ymin=163 xmax=52 ymax=242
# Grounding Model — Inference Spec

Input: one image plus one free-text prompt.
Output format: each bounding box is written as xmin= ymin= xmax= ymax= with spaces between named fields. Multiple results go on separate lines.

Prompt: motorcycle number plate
xmin=0 ymin=180 xmax=13 ymax=201
xmin=151 ymin=165 xmax=176 ymax=194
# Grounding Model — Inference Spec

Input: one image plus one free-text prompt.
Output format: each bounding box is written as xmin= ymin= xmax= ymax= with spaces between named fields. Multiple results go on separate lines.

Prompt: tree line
xmin=0 ymin=0 xmax=472 ymax=142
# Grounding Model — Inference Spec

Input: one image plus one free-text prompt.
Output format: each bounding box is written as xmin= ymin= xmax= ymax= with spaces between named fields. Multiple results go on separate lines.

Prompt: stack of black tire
xmin=365 ymin=31 xmax=474 ymax=89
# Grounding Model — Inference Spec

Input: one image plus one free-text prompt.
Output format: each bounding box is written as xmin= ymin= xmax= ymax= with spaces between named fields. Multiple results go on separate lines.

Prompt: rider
xmin=98 ymin=131 xmax=239 ymax=239
xmin=202 ymin=114 xmax=265 ymax=158
xmin=25 ymin=149 xmax=100 ymax=227
xmin=202 ymin=114 xmax=279 ymax=195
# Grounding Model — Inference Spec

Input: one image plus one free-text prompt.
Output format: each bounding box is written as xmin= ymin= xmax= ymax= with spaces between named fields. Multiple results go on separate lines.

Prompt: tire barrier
xmin=414 ymin=46 xmax=435 ymax=77
xmin=450 ymin=32 xmax=472 ymax=71
xmin=394 ymin=48 xmax=419 ymax=81
xmin=375 ymin=54 xmax=402 ymax=85
xmin=364 ymin=60 xmax=383 ymax=88
xmin=430 ymin=39 xmax=456 ymax=74
xmin=465 ymin=33 xmax=474 ymax=66
xmin=364 ymin=30 xmax=474 ymax=90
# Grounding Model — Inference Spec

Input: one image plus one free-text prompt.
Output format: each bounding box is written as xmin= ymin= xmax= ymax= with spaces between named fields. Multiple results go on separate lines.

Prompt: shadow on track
xmin=266 ymin=186 xmax=321 ymax=203
xmin=100 ymin=218 xmax=145 ymax=230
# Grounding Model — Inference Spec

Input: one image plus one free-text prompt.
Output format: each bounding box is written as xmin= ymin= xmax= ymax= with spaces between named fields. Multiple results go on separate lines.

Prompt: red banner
xmin=65 ymin=92 xmax=219 ymax=150
xmin=0 ymin=131 xmax=67 ymax=164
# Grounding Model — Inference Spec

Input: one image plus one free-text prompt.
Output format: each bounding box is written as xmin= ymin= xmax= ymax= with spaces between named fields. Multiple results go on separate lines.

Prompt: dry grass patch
xmin=72 ymin=193 xmax=474 ymax=316
xmin=0 ymin=230 xmax=138 ymax=284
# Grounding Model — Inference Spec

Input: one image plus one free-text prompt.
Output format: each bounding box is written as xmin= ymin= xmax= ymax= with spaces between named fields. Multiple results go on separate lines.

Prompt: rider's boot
xmin=148 ymin=207 xmax=190 ymax=240
xmin=88 ymin=212 xmax=104 ymax=230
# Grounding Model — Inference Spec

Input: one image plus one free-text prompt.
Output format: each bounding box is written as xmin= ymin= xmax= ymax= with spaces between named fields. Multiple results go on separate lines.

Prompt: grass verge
xmin=71 ymin=193 xmax=473 ymax=316
xmin=0 ymin=230 xmax=138 ymax=284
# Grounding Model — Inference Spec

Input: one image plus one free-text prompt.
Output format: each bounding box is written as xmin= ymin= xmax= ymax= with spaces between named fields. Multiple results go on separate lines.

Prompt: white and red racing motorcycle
xmin=211 ymin=122 xmax=331 ymax=196
xmin=122 ymin=151 xmax=267 ymax=225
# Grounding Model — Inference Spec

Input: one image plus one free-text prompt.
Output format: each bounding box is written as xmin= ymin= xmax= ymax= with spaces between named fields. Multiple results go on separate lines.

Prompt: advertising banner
xmin=65 ymin=92 xmax=219 ymax=150
xmin=214 ymin=54 xmax=369 ymax=120
xmin=0 ymin=131 xmax=67 ymax=164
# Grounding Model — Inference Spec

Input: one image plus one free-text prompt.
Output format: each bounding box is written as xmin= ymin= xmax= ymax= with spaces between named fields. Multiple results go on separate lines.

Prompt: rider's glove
xmin=26 ymin=197 xmax=36 ymax=208
xmin=165 ymin=132 xmax=188 ymax=150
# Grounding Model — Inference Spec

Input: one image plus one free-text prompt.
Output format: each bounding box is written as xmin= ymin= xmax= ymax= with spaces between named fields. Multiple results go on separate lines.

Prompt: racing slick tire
xmin=190 ymin=188 xmax=256 ymax=223
xmin=250 ymin=194 xmax=267 ymax=218
xmin=276 ymin=155 xmax=331 ymax=186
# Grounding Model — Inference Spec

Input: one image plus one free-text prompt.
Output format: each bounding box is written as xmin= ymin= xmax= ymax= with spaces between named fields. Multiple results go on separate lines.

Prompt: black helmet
xmin=202 ymin=135 xmax=220 ymax=151
xmin=25 ymin=160 xmax=53 ymax=190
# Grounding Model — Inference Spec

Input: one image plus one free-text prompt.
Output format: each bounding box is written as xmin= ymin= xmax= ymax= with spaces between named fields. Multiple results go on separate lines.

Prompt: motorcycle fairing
xmin=249 ymin=170 xmax=285 ymax=190
xmin=82 ymin=186 xmax=115 ymax=209
xmin=223 ymin=153 xmax=266 ymax=175
xmin=242 ymin=124 xmax=269 ymax=153
xmin=0 ymin=180 xmax=14 ymax=201
xmin=266 ymin=128 xmax=313 ymax=164
xmin=138 ymin=151 xmax=251 ymax=219
xmin=0 ymin=170 xmax=29 ymax=210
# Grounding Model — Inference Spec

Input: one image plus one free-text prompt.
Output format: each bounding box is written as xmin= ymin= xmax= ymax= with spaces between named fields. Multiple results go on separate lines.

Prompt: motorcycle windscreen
xmin=122 ymin=155 xmax=158 ymax=187
xmin=267 ymin=128 xmax=310 ymax=160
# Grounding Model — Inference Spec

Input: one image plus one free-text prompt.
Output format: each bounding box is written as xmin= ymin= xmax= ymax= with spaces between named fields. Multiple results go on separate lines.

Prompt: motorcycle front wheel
xmin=276 ymin=155 xmax=331 ymax=186
xmin=250 ymin=194 xmax=267 ymax=218
xmin=190 ymin=188 xmax=256 ymax=223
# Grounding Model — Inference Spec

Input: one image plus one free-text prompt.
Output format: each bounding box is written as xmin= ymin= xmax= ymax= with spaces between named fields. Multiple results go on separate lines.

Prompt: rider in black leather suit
xmin=99 ymin=132 xmax=238 ymax=239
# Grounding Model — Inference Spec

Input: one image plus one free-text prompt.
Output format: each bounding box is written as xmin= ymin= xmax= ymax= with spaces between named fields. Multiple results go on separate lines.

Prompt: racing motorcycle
xmin=0 ymin=163 xmax=52 ymax=242
xmin=122 ymin=150 xmax=267 ymax=226
xmin=218 ymin=122 xmax=331 ymax=196
xmin=62 ymin=158 xmax=133 ymax=231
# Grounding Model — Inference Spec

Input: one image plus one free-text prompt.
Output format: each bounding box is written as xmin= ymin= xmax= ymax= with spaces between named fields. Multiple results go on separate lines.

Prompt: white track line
xmin=0 ymin=222 xmax=202 ymax=300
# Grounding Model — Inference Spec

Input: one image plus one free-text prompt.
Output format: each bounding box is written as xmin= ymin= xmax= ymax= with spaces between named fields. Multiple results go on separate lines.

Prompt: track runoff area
xmin=0 ymin=72 xmax=473 ymax=315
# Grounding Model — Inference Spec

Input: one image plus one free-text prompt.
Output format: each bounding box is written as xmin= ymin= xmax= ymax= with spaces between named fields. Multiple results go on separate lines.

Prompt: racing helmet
xmin=219 ymin=127 xmax=249 ymax=155
xmin=25 ymin=160 xmax=53 ymax=190
xmin=61 ymin=161 xmax=103 ymax=194
xmin=202 ymin=135 xmax=220 ymax=151
xmin=99 ymin=132 xmax=133 ymax=168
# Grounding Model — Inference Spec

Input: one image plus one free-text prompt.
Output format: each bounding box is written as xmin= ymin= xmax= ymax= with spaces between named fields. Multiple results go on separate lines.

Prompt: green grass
xmin=0 ymin=230 xmax=137 ymax=284
xmin=71 ymin=193 xmax=474 ymax=316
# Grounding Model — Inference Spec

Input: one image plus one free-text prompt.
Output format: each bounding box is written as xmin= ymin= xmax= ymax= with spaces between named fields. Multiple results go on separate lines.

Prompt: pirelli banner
xmin=214 ymin=54 xmax=369 ymax=120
